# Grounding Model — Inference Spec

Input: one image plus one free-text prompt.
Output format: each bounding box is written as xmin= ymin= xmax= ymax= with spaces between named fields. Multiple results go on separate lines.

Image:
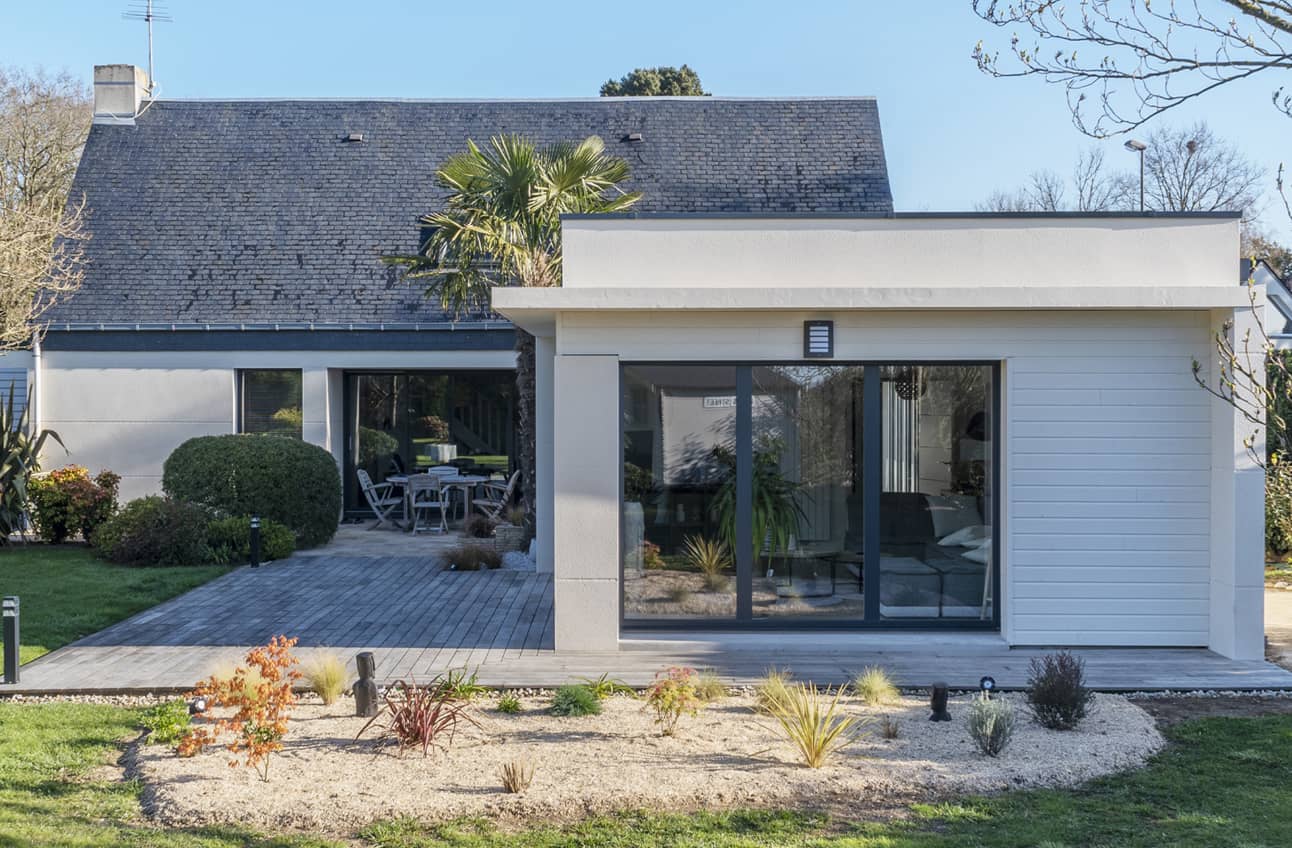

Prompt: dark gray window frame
xmin=236 ymin=368 xmax=304 ymax=437
xmin=618 ymin=360 xmax=1002 ymax=633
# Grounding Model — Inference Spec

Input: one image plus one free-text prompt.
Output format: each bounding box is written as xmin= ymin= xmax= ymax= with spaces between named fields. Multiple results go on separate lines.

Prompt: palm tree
xmin=386 ymin=134 xmax=641 ymax=529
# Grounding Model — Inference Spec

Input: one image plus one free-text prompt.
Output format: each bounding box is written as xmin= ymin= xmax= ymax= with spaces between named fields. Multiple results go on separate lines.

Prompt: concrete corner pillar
xmin=1208 ymin=303 xmax=1266 ymax=660
xmin=552 ymin=353 xmax=620 ymax=651
xmin=534 ymin=335 xmax=556 ymax=574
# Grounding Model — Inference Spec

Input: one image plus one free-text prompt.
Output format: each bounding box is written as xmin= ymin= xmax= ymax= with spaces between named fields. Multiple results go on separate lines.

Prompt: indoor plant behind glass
xmin=710 ymin=439 xmax=806 ymax=572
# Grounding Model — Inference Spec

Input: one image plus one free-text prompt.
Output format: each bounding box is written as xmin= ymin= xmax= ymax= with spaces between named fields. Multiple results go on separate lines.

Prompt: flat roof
xmin=562 ymin=210 xmax=1244 ymax=221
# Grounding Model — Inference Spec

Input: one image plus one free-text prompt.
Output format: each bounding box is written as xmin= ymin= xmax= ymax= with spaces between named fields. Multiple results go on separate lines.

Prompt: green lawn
xmin=0 ymin=545 xmax=229 ymax=664
xmin=1 ymin=700 xmax=1290 ymax=847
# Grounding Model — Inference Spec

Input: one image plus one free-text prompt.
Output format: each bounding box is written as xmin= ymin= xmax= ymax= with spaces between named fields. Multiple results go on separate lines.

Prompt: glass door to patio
xmin=621 ymin=362 xmax=998 ymax=630
xmin=343 ymin=370 xmax=516 ymax=515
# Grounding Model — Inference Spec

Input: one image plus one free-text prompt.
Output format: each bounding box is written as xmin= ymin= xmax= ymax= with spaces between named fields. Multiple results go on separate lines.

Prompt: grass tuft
xmin=853 ymin=665 xmax=899 ymax=706
xmin=765 ymin=682 xmax=870 ymax=768
xmin=304 ymin=653 xmax=348 ymax=705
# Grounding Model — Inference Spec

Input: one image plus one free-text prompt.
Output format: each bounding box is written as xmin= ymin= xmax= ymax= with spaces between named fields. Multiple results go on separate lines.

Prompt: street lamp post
xmin=1124 ymin=139 xmax=1147 ymax=211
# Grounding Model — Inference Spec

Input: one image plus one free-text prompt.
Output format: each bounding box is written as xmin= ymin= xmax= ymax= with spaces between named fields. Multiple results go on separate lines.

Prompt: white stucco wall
xmin=39 ymin=348 xmax=516 ymax=500
xmin=561 ymin=215 xmax=1237 ymax=290
xmin=545 ymin=307 xmax=1258 ymax=655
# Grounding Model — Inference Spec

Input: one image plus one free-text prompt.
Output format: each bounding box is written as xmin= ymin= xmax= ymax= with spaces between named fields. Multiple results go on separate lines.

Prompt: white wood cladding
xmin=559 ymin=308 xmax=1214 ymax=647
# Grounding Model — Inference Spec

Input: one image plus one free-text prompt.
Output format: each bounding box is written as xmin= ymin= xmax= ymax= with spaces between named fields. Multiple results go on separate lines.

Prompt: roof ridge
xmin=143 ymin=95 xmax=879 ymax=105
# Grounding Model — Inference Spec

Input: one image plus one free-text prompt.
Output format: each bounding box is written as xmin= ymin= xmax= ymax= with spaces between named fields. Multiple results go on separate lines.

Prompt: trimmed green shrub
xmin=162 ymin=434 xmax=341 ymax=548
xmin=549 ymin=684 xmax=601 ymax=717
xmin=91 ymin=496 xmax=212 ymax=566
xmin=26 ymin=466 xmax=120 ymax=543
xmin=206 ymin=515 xmax=295 ymax=564
xmin=141 ymin=699 xmax=192 ymax=747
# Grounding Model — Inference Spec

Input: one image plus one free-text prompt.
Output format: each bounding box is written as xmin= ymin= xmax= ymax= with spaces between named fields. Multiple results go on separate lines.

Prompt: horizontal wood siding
xmin=0 ymin=368 xmax=27 ymax=420
xmin=559 ymin=309 xmax=1213 ymax=647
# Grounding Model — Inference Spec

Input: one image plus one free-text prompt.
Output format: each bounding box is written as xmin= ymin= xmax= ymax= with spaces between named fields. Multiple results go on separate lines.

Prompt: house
xmin=494 ymin=213 xmax=1264 ymax=661
xmin=33 ymin=65 xmax=1264 ymax=663
xmin=1245 ymin=258 xmax=1292 ymax=347
xmin=34 ymin=65 xmax=890 ymax=515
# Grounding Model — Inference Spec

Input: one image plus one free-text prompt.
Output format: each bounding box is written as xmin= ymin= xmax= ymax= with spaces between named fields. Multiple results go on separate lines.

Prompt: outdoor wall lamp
xmin=804 ymin=320 xmax=834 ymax=358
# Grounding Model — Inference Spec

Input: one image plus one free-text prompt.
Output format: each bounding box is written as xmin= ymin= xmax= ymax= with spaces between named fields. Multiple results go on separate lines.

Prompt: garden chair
xmin=407 ymin=473 xmax=449 ymax=534
xmin=427 ymin=466 xmax=463 ymax=520
xmin=473 ymin=470 xmax=520 ymax=520
xmin=357 ymin=469 xmax=402 ymax=530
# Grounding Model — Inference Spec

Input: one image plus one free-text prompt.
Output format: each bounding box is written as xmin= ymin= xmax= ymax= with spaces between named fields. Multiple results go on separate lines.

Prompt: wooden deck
xmin=4 ymin=548 xmax=1292 ymax=694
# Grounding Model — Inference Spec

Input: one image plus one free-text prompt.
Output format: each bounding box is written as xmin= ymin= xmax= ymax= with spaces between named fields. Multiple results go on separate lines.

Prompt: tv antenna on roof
xmin=122 ymin=0 xmax=172 ymax=95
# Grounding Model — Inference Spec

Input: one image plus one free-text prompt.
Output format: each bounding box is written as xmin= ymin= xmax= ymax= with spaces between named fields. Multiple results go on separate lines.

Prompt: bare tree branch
xmin=972 ymin=1 xmax=1292 ymax=136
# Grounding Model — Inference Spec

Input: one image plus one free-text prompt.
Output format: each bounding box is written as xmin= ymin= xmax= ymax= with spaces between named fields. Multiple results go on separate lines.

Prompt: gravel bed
xmin=138 ymin=692 xmax=1162 ymax=833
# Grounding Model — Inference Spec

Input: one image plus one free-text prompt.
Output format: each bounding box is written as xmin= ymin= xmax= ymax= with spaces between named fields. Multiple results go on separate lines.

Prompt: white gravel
xmin=138 ymin=691 xmax=1162 ymax=833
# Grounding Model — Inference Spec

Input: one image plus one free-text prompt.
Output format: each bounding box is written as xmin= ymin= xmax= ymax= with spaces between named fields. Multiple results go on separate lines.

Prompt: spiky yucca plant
xmin=767 ymin=683 xmax=870 ymax=768
xmin=0 ymin=382 xmax=63 ymax=542
xmin=682 ymin=534 xmax=730 ymax=591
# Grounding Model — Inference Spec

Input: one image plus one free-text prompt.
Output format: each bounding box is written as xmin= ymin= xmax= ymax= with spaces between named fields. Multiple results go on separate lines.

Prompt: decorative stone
xmin=354 ymin=652 xmax=379 ymax=717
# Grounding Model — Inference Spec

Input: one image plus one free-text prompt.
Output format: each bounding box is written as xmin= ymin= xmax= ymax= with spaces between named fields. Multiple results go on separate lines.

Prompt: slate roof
xmin=51 ymin=97 xmax=892 ymax=326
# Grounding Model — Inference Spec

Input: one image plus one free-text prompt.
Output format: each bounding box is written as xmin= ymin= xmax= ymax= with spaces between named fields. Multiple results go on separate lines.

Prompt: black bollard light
xmin=249 ymin=516 xmax=261 ymax=568
xmin=354 ymin=651 xmax=379 ymax=717
xmin=2 ymin=596 xmax=19 ymax=685
xmin=928 ymin=681 xmax=952 ymax=722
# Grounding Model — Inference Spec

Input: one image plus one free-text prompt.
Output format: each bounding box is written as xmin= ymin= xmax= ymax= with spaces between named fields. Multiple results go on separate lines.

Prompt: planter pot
xmin=494 ymin=523 xmax=526 ymax=552
xmin=425 ymin=443 xmax=458 ymax=463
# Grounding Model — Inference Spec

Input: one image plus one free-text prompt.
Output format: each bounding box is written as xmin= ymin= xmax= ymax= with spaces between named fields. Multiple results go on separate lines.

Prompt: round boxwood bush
xmin=92 ymin=496 xmax=212 ymax=566
xmin=163 ymin=435 xmax=341 ymax=548
xmin=206 ymin=515 xmax=295 ymax=564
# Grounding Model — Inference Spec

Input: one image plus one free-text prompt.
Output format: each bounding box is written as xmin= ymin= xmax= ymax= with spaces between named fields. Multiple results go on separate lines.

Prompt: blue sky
xmin=5 ymin=1 xmax=1290 ymax=226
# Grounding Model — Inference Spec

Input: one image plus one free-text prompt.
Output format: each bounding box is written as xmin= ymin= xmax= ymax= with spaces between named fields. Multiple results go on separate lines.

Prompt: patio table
xmin=437 ymin=474 xmax=489 ymax=523
xmin=386 ymin=473 xmax=490 ymax=529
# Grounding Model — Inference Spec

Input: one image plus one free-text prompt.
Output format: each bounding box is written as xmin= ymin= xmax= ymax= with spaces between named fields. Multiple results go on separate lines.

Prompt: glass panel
xmin=345 ymin=371 xmax=516 ymax=512
xmin=622 ymin=364 xmax=738 ymax=621
xmin=752 ymin=366 xmax=866 ymax=620
xmin=240 ymin=370 xmax=303 ymax=438
xmin=878 ymin=365 xmax=993 ymax=620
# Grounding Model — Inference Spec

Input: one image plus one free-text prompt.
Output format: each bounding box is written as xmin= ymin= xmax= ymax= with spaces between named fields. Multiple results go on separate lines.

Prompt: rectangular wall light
xmin=803 ymin=320 xmax=834 ymax=358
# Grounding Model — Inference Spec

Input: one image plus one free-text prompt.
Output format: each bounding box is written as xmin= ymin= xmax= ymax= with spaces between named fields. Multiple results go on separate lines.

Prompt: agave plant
xmin=0 ymin=382 xmax=63 ymax=542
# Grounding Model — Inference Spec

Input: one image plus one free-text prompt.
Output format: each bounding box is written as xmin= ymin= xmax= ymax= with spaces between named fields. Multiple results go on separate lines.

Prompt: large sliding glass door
xmin=343 ymin=371 xmax=516 ymax=514
xmin=621 ymin=362 xmax=998 ymax=629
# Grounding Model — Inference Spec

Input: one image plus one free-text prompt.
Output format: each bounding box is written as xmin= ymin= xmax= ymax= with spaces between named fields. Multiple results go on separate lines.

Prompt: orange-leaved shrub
xmin=178 ymin=635 xmax=301 ymax=781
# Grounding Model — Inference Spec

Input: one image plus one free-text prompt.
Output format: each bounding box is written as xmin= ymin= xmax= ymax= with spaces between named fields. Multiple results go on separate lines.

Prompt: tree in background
xmin=0 ymin=67 xmax=91 ymax=350
xmin=385 ymin=136 xmax=641 ymax=528
xmin=600 ymin=65 xmax=708 ymax=97
xmin=979 ymin=122 xmax=1264 ymax=217
xmin=979 ymin=147 xmax=1126 ymax=211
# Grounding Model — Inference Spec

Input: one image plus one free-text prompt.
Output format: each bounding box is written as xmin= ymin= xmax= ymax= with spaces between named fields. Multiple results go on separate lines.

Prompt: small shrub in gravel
xmin=499 ymin=759 xmax=534 ymax=793
xmin=645 ymin=666 xmax=702 ymax=736
xmin=497 ymin=693 xmax=521 ymax=714
xmin=853 ymin=666 xmax=899 ymax=706
xmin=550 ymin=684 xmax=601 ymax=717
xmin=1027 ymin=650 xmax=1095 ymax=730
xmin=578 ymin=673 xmax=634 ymax=700
xmin=880 ymin=714 xmax=901 ymax=740
xmin=966 ymin=694 xmax=1016 ymax=757
xmin=303 ymin=653 xmax=347 ymax=705
xmin=141 ymin=699 xmax=191 ymax=747
xmin=755 ymin=668 xmax=793 ymax=715
xmin=694 ymin=668 xmax=726 ymax=702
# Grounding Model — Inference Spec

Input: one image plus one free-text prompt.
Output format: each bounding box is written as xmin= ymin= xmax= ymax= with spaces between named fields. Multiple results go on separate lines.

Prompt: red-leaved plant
xmin=178 ymin=635 xmax=301 ymax=781
xmin=357 ymin=678 xmax=480 ymax=757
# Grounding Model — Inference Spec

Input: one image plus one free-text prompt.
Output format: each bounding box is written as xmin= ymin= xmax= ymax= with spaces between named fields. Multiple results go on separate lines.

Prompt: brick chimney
xmin=93 ymin=65 xmax=150 ymax=125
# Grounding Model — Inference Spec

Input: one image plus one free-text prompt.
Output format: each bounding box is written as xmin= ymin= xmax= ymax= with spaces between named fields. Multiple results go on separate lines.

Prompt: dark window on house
xmin=239 ymin=370 xmax=303 ymax=438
